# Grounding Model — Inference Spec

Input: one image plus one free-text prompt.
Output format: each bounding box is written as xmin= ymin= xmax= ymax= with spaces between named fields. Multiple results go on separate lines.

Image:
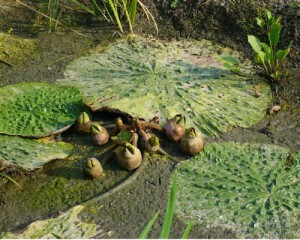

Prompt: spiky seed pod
xmin=90 ymin=123 xmax=109 ymax=145
xmin=83 ymin=157 xmax=103 ymax=179
xmin=180 ymin=127 xmax=204 ymax=156
xmin=74 ymin=112 xmax=92 ymax=134
xmin=116 ymin=143 xmax=142 ymax=170
xmin=164 ymin=114 xmax=186 ymax=142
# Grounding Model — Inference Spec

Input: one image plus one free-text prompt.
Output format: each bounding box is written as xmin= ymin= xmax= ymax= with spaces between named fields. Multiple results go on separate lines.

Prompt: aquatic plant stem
xmin=138 ymin=0 xmax=158 ymax=35
xmin=15 ymin=0 xmax=91 ymax=38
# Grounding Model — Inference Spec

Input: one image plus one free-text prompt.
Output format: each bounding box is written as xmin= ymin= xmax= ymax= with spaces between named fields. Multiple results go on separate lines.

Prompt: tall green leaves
xmin=160 ymin=173 xmax=177 ymax=239
xmin=69 ymin=0 xmax=157 ymax=34
xmin=139 ymin=173 xmax=192 ymax=239
xmin=48 ymin=0 xmax=61 ymax=32
xmin=248 ymin=9 xmax=292 ymax=81
xmin=139 ymin=211 xmax=160 ymax=239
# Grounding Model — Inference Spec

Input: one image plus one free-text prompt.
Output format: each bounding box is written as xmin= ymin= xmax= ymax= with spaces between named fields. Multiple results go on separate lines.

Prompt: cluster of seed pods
xmin=75 ymin=112 xmax=204 ymax=179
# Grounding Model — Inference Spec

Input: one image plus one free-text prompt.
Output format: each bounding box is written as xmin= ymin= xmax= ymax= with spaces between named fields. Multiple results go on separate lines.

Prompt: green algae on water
xmin=0 ymin=33 xmax=38 ymax=66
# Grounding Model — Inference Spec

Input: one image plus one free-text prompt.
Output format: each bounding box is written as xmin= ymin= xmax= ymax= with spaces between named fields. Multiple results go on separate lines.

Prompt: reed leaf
xmin=107 ymin=0 xmax=124 ymax=33
xmin=181 ymin=221 xmax=193 ymax=239
xmin=139 ymin=210 xmax=160 ymax=239
xmin=120 ymin=0 xmax=133 ymax=33
xmin=129 ymin=0 xmax=138 ymax=27
xmin=160 ymin=173 xmax=177 ymax=239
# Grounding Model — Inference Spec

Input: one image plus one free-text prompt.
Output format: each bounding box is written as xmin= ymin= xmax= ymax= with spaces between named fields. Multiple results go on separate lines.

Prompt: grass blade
xmin=160 ymin=173 xmax=177 ymax=239
xmin=89 ymin=0 xmax=107 ymax=20
xmin=107 ymin=0 xmax=124 ymax=33
xmin=138 ymin=0 xmax=158 ymax=35
xmin=182 ymin=220 xmax=193 ymax=239
xmin=0 ymin=173 xmax=22 ymax=189
xmin=139 ymin=210 xmax=160 ymax=239
xmin=129 ymin=0 xmax=138 ymax=27
xmin=15 ymin=0 xmax=89 ymax=37
xmin=69 ymin=0 xmax=95 ymax=16
xmin=120 ymin=0 xmax=133 ymax=33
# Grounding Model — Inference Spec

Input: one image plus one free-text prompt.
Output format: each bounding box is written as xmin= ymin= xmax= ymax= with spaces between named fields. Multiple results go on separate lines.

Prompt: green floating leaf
xmin=175 ymin=142 xmax=300 ymax=238
xmin=58 ymin=35 xmax=270 ymax=137
xmin=0 ymin=83 xmax=83 ymax=137
xmin=0 ymin=135 xmax=73 ymax=171
xmin=1 ymin=205 xmax=99 ymax=239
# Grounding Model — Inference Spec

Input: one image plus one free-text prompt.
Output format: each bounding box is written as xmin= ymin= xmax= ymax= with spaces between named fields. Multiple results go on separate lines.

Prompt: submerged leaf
xmin=174 ymin=142 xmax=300 ymax=238
xmin=1 ymin=205 xmax=99 ymax=239
xmin=58 ymin=35 xmax=270 ymax=137
xmin=0 ymin=83 xmax=83 ymax=137
xmin=0 ymin=135 xmax=73 ymax=171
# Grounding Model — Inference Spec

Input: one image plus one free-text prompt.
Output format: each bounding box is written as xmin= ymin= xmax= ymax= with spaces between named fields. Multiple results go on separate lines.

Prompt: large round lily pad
xmin=0 ymin=135 xmax=74 ymax=171
xmin=57 ymin=35 xmax=271 ymax=137
xmin=0 ymin=83 xmax=83 ymax=137
xmin=175 ymin=142 xmax=300 ymax=238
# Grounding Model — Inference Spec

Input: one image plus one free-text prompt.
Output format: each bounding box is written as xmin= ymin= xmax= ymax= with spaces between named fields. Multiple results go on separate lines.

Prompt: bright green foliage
xmin=69 ymin=0 xmax=156 ymax=34
xmin=248 ymin=9 xmax=292 ymax=80
xmin=171 ymin=0 xmax=181 ymax=8
xmin=0 ymin=135 xmax=73 ymax=171
xmin=1 ymin=205 xmax=99 ymax=238
xmin=160 ymin=172 xmax=177 ymax=239
xmin=175 ymin=142 xmax=300 ymax=238
xmin=0 ymin=83 xmax=83 ymax=137
xmin=58 ymin=35 xmax=270 ymax=137
xmin=116 ymin=131 xmax=134 ymax=142
xmin=139 ymin=210 xmax=160 ymax=239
